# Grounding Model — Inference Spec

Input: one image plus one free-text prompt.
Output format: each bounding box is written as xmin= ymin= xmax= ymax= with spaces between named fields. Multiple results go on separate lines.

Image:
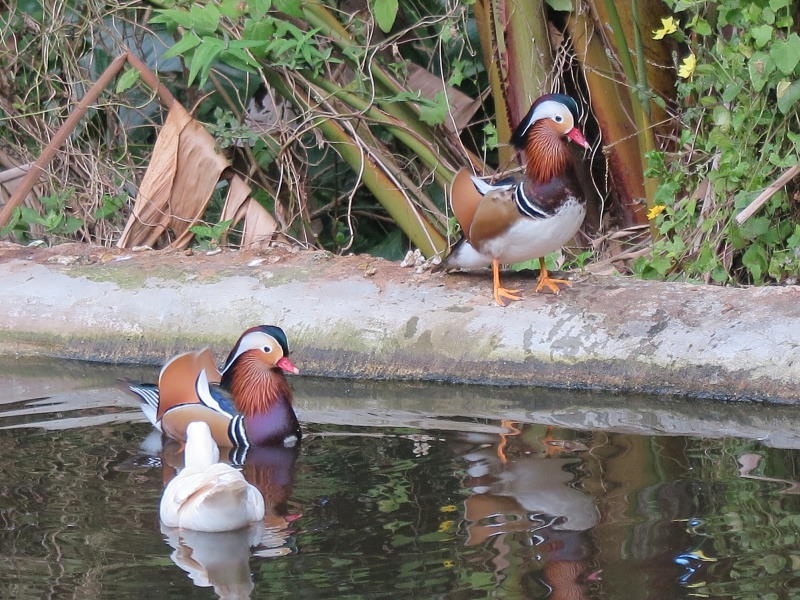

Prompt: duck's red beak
xmin=567 ymin=127 xmax=590 ymax=149
xmin=277 ymin=356 xmax=300 ymax=375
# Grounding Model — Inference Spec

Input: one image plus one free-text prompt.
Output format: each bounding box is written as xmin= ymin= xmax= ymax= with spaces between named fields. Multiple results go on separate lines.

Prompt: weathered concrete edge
xmin=1 ymin=248 xmax=799 ymax=404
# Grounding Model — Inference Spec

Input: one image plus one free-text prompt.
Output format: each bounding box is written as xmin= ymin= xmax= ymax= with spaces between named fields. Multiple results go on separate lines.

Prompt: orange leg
xmin=492 ymin=259 xmax=522 ymax=306
xmin=497 ymin=419 xmax=521 ymax=463
xmin=534 ymin=257 xmax=572 ymax=294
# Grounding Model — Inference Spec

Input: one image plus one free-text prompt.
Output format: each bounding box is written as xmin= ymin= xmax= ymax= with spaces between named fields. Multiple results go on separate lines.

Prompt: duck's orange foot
xmin=491 ymin=259 xmax=522 ymax=306
xmin=494 ymin=285 xmax=522 ymax=306
xmin=533 ymin=258 xmax=572 ymax=294
xmin=534 ymin=273 xmax=572 ymax=294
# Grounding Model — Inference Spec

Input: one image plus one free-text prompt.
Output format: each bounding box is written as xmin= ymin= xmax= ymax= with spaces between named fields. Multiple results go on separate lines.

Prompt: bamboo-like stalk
xmin=595 ymin=0 xmax=659 ymax=215
xmin=308 ymin=75 xmax=456 ymax=186
xmin=300 ymin=0 xmax=437 ymax=143
xmin=317 ymin=116 xmax=447 ymax=256
xmin=568 ymin=11 xmax=650 ymax=227
xmin=472 ymin=0 xmax=552 ymax=167
xmin=266 ymin=71 xmax=447 ymax=256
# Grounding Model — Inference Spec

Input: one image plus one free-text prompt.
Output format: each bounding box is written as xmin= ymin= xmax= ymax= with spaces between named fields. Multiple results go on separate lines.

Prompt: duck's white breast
xmin=480 ymin=197 xmax=585 ymax=264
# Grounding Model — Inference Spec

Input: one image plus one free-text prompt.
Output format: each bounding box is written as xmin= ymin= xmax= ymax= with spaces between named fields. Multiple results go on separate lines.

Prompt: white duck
xmin=160 ymin=421 xmax=266 ymax=532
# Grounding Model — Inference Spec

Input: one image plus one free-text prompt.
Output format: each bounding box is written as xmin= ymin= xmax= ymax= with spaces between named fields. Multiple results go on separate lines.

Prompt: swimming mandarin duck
xmin=159 ymin=421 xmax=266 ymax=532
xmin=128 ymin=325 xmax=301 ymax=449
xmin=441 ymin=94 xmax=590 ymax=306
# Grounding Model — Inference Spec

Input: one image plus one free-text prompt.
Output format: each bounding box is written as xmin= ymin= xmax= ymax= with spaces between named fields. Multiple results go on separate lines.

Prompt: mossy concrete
xmin=1 ymin=242 xmax=798 ymax=404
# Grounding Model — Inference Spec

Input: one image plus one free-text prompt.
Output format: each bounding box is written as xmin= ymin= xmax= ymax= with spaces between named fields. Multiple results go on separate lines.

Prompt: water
xmin=1 ymin=357 xmax=799 ymax=599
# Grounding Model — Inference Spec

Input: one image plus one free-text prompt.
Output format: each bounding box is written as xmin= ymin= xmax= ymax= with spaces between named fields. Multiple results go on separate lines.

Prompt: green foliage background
xmin=0 ymin=0 xmax=798 ymax=284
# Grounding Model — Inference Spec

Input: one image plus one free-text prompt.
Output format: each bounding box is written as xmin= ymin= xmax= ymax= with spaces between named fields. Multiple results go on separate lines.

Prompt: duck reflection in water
xmin=460 ymin=423 xmax=600 ymax=599
xmin=156 ymin=434 xmax=301 ymax=599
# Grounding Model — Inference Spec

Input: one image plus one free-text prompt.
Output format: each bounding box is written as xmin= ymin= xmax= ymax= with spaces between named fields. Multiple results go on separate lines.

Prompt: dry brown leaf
xmin=117 ymin=103 xmax=229 ymax=249
xmin=220 ymin=175 xmax=277 ymax=249
xmin=407 ymin=64 xmax=481 ymax=132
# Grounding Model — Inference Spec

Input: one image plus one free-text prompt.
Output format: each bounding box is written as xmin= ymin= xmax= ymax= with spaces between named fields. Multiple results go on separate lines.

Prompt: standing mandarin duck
xmin=441 ymin=94 xmax=590 ymax=306
xmin=159 ymin=421 xmax=266 ymax=532
xmin=128 ymin=325 xmax=301 ymax=449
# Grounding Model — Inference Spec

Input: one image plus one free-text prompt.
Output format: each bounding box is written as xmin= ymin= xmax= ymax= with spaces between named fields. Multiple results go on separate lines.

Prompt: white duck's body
xmin=159 ymin=421 xmax=265 ymax=532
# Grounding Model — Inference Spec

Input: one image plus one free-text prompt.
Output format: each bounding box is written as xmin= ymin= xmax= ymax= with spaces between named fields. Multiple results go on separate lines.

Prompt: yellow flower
xmin=443 ymin=560 xmax=455 ymax=568
xmin=439 ymin=505 xmax=459 ymax=513
xmin=678 ymin=53 xmax=697 ymax=78
xmin=652 ymin=16 xmax=678 ymax=40
xmin=647 ymin=205 xmax=666 ymax=220
xmin=438 ymin=520 xmax=455 ymax=532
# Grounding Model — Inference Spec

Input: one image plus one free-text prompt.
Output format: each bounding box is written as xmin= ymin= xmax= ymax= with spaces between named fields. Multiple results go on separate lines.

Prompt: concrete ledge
xmin=1 ymin=242 xmax=798 ymax=404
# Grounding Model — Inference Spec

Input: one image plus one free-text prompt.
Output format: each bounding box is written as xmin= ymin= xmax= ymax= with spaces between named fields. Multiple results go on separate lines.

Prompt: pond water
xmin=1 ymin=357 xmax=799 ymax=599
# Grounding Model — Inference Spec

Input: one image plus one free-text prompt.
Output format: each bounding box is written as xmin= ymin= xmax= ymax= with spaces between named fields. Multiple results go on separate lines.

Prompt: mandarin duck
xmin=159 ymin=421 xmax=266 ymax=532
xmin=441 ymin=94 xmax=590 ymax=306
xmin=128 ymin=325 xmax=301 ymax=449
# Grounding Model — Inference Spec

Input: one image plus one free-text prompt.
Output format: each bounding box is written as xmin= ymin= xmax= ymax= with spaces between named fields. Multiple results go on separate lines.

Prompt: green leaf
xmin=777 ymin=79 xmax=800 ymax=114
xmin=115 ymin=67 xmax=140 ymax=94
xmin=150 ymin=8 xmax=195 ymax=29
xmin=248 ymin=0 xmax=272 ymax=19
xmin=417 ymin=92 xmax=447 ymax=126
xmin=162 ymin=31 xmax=202 ymax=60
xmin=692 ymin=17 xmax=712 ymax=36
xmin=771 ymin=33 xmax=800 ymax=75
xmin=219 ymin=48 xmax=261 ymax=73
xmin=274 ymin=0 xmax=303 ymax=18
xmin=545 ymin=0 xmax=572 ymax=11
xmin=750 ymin=24 xmax=773 ymax=49
xmin=188 ymin=37 xmax=225 ymax=87
xmin=188 ymin=4 xmax=221 ymax=36
xmin=748 ymin=52 xmax=775 ymax=91
xmin=372 ymin=0 xmax=398 ymax=33
xmin=742 ymin=244 xmax=768 ymax=281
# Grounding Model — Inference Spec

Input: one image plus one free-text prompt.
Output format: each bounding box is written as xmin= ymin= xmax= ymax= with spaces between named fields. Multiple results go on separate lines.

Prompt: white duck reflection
xmin=161 ymin=522 xmax=264 ymax=600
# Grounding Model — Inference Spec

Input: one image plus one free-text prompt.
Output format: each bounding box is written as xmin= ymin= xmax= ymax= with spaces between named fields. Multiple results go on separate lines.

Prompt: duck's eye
xmin=263 ymin=345 xmax=272 ymax=353
xmin=554 ymin=115 xmax=564 ymax=123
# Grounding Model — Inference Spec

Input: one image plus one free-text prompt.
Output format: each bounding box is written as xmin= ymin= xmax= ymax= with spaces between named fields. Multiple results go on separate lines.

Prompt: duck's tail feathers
xmin=127 ymin=383 xmax=161 ymax=429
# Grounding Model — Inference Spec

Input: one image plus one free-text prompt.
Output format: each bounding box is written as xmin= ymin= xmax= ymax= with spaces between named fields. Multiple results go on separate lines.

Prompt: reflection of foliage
xmin=0 ymin=423 xmax=170 ymax=595
xmin=679 ymin=439 xmax=800 ymax=598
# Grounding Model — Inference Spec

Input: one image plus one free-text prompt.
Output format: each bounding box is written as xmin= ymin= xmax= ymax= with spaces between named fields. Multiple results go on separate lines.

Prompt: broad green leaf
xmin=162 ymin=31 xmax=202 ymax=59
xmin=692 ymin=17 xmax=712 ymax=36
xmin=417 ymin=92 xmax=447 ymax=126
xmin=545 ymin=0 xmax=572 ymax=11
xmin=219 ymin=48 xmax=261 ymax=73
xmin=150 ymin=8 xmax=195 ymax=29
xmin=275 ymin=0 xmax=303 ymax=18
xmin=115 ymin=67 xmax=140 ymax=94
xmin=188 ymin=4 xmax=221 ymax=36
xmin=188 ymin=37 xmax=225 ymax=87
xmin=742 ymin=244 xmax=768 ymax=281
xmin=750 ymin=24 xmax=773 ymax=49
xmin=748 ymin=52 xmax=775 ymax=91
xmin=769 ymin=0 xmax=790 ymax=9
xmin=777 ymin=79 xmax=800 ymax=114
xmin=771 ymin=33 xmax=800 ymax=75
xmin=217 ymin=0 xmax=244 ymax=19
xmin=248 ymin=0 xmax=272 ymax=19
xmin=372 ymin=0 xmax=398 ymax=33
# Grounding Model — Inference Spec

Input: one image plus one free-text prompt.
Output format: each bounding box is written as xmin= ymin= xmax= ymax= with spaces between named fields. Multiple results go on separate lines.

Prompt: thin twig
xmin=735 ymin=162 xmax=800 ymax=225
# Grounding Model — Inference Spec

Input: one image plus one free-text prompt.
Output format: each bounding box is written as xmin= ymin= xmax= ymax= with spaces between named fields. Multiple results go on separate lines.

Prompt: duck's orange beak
xmin=276 ymin=356 xmax=300 ymax=375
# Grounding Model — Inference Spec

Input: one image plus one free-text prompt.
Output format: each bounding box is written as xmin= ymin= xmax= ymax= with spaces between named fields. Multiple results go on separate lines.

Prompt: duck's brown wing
xmin=157 ymin=349 xmax=220 ymax=420
xmin=467 ymin=188 xmax=518 ymax=254
xmin=450 ymin=168 xmax=484 ymax=240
